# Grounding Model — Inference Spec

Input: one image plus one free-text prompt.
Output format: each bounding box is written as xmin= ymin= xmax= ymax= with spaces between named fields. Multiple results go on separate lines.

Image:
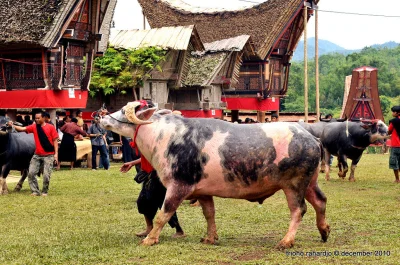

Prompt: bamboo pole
xmin=143 ymin=11 xmax=146 ymax=30
xmin=315 ymin=7 xmax=320 ymax=122
xmin=304 ymin=5 xmax=308 ymax=122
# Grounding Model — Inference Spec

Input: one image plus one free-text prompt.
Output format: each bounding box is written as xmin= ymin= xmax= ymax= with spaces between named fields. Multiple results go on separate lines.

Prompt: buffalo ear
xmin=136 ymin=107 xmax=157 ymax=121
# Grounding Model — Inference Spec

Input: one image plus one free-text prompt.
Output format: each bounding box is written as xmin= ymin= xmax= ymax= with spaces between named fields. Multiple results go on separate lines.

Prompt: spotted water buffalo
xmin=320 ymin=120 xmax=388 ymax=181
xmin=0 ymin=117 xmax=35 ymax=194
xmin=100 ymin=102 xmax=330 ymax=249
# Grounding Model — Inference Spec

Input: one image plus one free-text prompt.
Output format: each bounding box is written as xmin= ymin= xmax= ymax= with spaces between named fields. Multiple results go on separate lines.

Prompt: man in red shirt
xmin=8 ymin=112 xmax=59 ymax=196
xmin=388 ymin=106 xmax=400 ymax=183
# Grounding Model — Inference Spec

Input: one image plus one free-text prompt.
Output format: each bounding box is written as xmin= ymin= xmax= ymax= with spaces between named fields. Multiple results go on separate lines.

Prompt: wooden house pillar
xmin=315 ymin=4 xmax=320 ymax=122
xmin=257 ymin=111 xmax=265 ymax=123
xmin=231 ymin=110 xmax=239 ymax=122
xmin=303 ymin=3 xmax=309 ymax=122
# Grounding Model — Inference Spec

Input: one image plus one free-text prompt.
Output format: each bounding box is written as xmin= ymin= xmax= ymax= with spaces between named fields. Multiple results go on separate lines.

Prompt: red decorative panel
xmin=351 ymin=101 xmax=374 ymax=120
xmin=71 ymin=0 xmax=89 ymax=23
xmin=64 ymin=43 xmax=85 ymax=86
xmin=1 ymin=53 xmax=45 ymax=90
xmin=66 ymin=0 xmax=91 ymax=41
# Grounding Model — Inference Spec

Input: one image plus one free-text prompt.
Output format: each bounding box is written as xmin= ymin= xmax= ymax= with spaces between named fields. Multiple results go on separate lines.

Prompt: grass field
xmin=1 ymin=154 xmax=399 ymax=265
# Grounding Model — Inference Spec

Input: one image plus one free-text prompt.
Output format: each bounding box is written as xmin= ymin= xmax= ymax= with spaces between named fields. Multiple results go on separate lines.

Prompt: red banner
xmin=180 ymin=109 xmax=223 ymax=118
xmin=0 ymin=90 xmax=88 ymax=109
xmin=222 ymin=97 xmax=279 ymax=111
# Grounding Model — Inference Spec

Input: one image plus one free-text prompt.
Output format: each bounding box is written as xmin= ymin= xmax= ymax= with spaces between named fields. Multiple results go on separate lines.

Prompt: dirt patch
xmin=237 ymin=250 xmax=265 ymax=261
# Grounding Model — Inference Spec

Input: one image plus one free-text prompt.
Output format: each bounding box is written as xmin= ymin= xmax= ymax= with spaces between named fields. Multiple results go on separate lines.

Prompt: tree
xmin=89 ymin=47 xmax=166 ymax=97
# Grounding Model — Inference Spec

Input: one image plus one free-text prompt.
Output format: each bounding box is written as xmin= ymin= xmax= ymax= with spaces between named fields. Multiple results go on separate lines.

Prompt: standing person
xmin=388 ymin=106 xmax=400 ymax=183
xmin=120 ymin=156 xmax=185 ymax=238
xmin=271 ymin=113 xmax=279 ymax=122
xmin=43 ymin=112 xmax=54 ymax=125
xmin=23 ymin=115 xmax=31 ymax=126
xmin=7 ymin=112 xmax=59 ymax=196
xmin=88 ymin=116 xmax=109 ymax=170
xmin=82 ymin=123 xmax=89 ymax=134
xmin=76 ymin=109 xmax=84 ymax=128
xmin=58 ymin=118 xmax=88 ymax=170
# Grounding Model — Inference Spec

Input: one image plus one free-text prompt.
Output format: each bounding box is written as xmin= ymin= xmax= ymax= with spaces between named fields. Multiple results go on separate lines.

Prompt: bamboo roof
xmin=137 ymin=0 xmax=305 ymax=59
xmin=109 ymin=25 xmax=204 ymax=51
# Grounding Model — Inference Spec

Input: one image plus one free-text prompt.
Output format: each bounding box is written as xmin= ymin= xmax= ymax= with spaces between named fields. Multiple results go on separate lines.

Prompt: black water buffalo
xmin=100 ymin=101 xmax=330 ymax=250
xmin=320 ymin=120 xmax=388 ymax=181
xmin=299 ymin=115 xmax=348 ymax=172
xmin=299 ymin=114 xmax=347 ymax=139
xmin=0 ymin=117 xmax=35 ymax=194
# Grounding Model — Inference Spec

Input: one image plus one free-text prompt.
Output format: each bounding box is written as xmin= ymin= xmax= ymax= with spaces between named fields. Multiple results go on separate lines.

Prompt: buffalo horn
xmin=123 ymin=101 xmax=153 ymax=125
xmin=319 ymin=114 xmax=330 ymax=122
xmin=337 ymin=115 xmax=348 ymax=122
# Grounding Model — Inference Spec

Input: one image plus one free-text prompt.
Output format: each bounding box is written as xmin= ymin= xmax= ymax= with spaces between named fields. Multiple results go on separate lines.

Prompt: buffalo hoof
xmin=275 ymin=240 xmax=294 ymax=251
xmin=200 ymin=236 xmax=217 ymax=245
xmin=349 ymin=178 xmax=356 ymax=182
xmin=319 ymin=225 xmax=331 ymax=242
xmin=0 ymin=189 xmax=8 ymax=195
xmin=325 ymin=176 xmax=330 ymax=181
xmin=141 ymin=236 xmax=158 ymax=246
xmin=14 ymin=184 xmax=22 ymax=192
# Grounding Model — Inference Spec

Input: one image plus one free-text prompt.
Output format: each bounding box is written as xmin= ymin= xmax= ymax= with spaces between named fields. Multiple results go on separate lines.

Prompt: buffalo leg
xmin=348 ymin=158 xmax=360 ymax=182
xmin=0 ymin=164 xmax=11 ymax=195
xmin=276 ymin=188 xmax=307 ymax=250
xmin=324 ymin=149 xmax=332 ymax=181
xmin=305 ymin=171 xmax=330 ymax=242
xmin=198 ymin=196 xmax=218 ymax=244
xmin=337 ymin=156 xmax=348 ymax=179
xmin=14 ymin=169 xmax=28 ymax=192
xmin=0 ymin=178 xmax=7 ymax=195
xmin=141 ymin=185 xmax=191 ymax=246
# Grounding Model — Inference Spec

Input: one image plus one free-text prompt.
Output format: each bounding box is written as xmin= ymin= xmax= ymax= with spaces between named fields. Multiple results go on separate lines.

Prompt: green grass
xmin=1 ymin=154 xmax=399 ymax=264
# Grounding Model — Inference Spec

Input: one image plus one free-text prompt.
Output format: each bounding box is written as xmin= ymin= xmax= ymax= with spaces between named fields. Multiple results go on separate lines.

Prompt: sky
xmin=113 ymin=0 xmax=400 ymax=50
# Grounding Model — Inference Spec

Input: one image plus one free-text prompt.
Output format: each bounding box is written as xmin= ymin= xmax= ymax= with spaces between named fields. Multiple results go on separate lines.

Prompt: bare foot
xmin=394 ymin=180 xmax=400 ymax=183
xmin=136 ymin=230 xmax=151 ymax=237
xmin=171 ymin=232 xmax=186 ymax=238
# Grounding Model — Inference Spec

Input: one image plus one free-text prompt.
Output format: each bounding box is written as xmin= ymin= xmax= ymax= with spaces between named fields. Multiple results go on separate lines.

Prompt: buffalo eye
xmin=121 ymin=109 xmax=125 ymax=115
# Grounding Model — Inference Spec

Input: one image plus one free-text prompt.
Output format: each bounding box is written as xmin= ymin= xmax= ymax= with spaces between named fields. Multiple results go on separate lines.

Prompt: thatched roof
xmin=184 ymin=53 xmax=228 ymax=87
xmin=0 ymin=0 xmax=79 ymax=47
xmin=138 ymin=0 xmax=305 ymax=59
xmin=186 ymin=35 xmax=255 ymax=87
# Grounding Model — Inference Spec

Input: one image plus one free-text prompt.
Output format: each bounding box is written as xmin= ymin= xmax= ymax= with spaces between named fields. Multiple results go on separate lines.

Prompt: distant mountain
xmin=292 ymin=38 xmax=400 ymax=61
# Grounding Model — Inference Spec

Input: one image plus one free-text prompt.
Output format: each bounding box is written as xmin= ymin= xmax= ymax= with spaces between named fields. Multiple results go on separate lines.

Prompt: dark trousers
xmin=136 ymin=171 xmax=181 ymax=229
xmin=91 ymin=145 xmax=109 ymax=170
